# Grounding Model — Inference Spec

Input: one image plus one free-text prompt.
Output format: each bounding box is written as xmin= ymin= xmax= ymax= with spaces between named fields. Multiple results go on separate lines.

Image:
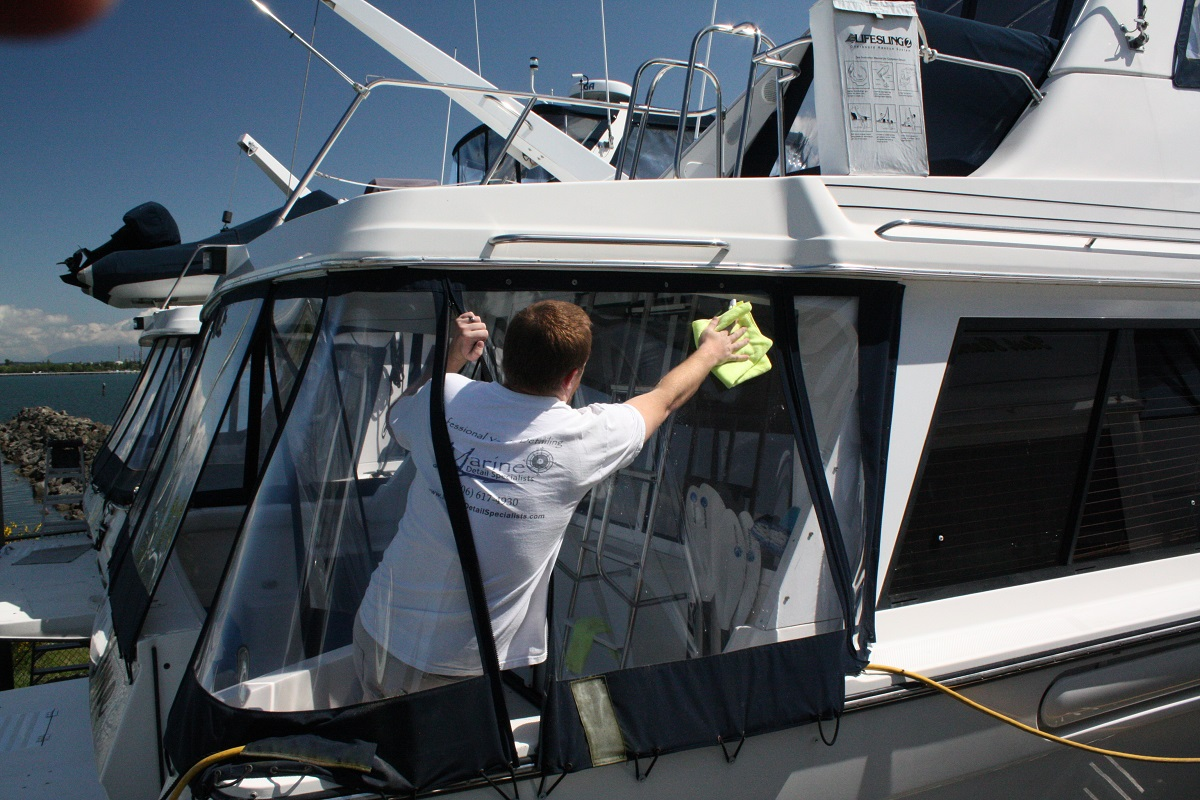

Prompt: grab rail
xmin=161 ymin=244 xmax=232 ymax=309
xmin=675 ymin=23 xmax=777 ymax=178
xmin=486 ymin=233 xmax=730 ymax=252
xmin=876 ymin=218 xmax=1200 ymax=248
xmin=617 ymin=59 xmax=723 ymax=180
xmin=271 ymin=76 xmax=695 ymax=227
xmin=919 ymin=47 xmax=1045 ymax=104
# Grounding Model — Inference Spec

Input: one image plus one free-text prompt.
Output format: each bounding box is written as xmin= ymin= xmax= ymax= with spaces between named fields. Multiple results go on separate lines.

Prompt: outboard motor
xmin=61 ymin=201 xmax=181 ymax=274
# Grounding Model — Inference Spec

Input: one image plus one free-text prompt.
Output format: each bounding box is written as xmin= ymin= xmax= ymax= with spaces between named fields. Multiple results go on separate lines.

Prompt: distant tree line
xmin=0 ymin=359 xmax=142 ymax=374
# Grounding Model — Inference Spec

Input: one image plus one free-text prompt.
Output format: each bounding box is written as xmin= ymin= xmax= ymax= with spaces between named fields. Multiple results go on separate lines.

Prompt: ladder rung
xmin=634 ymin=591 xmax=689 ymax=608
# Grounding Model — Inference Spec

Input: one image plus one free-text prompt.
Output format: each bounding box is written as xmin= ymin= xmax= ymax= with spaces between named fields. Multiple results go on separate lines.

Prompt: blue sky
xmin=0 ymin=0 xmax=806 ymax=360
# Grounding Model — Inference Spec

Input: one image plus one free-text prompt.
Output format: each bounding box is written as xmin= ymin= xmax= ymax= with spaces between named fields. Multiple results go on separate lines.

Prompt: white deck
xmin=0 ymin=534 xmax=102 ymax=640
xmin=0 ymin=678 xmax=105 ymax=800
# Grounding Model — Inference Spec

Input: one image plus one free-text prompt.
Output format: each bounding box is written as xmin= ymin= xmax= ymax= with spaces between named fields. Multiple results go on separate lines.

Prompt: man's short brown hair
xmin=503 ymin=300 xmax=592 ymax=395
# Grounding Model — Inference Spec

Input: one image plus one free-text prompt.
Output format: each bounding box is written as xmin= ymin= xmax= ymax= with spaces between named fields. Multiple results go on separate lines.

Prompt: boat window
xmin=453 ymin=109 xmax=687 ymax=183
xmin=192 ymin=287 xmax=857 ymax=712
xmin=100 ymin=338 xmax=169 ymax=468
xmin=1074 ymin=330 xmax=1200 ymax=561
xmin=109 ymin=294 xmax=329 ymax=653
xmin=1176 ymin=0 xmax=1200 ymax=88
xmin=93 ymin=336 xmax=197 ymax=529
xmin=195 ymin=289 xmax=443 ymax=709
xmin=191 ymin=297 xmax=324 ymax=504
xmin=121 ymin=337 xmax=195 ymax=474
xmin=126 ymin=300 xmax=264 ymax=597
xmin=887 ymin=324 xmax=1200 ymax=605
xmin=90 ymin=339 xmax=171 ymax=498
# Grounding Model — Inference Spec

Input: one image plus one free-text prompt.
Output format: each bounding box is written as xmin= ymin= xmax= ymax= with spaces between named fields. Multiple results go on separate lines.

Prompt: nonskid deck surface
xmin=0 ymin=678 xmax=105 ymax=800
xmin=0 ymin=533 xmax=103 ymax=640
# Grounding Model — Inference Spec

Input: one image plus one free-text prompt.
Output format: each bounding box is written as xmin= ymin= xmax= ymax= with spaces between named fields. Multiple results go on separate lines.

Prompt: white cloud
xmin=0 ymin=305 xmax=140 ymax=361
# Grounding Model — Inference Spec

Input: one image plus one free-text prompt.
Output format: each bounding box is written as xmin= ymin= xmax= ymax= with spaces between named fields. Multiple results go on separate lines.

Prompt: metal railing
xmin=616 ymin=59 xmax=723 ymax=180
xmin=270 ymin=76 xmax=712 ymax=227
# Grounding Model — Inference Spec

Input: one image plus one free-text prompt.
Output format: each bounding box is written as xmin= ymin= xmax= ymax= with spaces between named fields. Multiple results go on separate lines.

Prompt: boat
xmin=81 ymin=0 xmax=1200 ymax=797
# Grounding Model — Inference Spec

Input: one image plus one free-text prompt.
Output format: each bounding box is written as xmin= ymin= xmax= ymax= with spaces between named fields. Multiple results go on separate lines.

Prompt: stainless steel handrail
xmin=617 ymin=59 xmax=723 ymax=180
xmin=674 ymin=23 xmax=776 ymax=179
xmin=486 ymin=233 xmax=730 ymax=251
xmin=160 ymin=244 xmax=231 ymax=309
xmin=481 ymin=97 xmax=537 ymax=185
xmin=919 ymin=47 xmax=1045 ymax=104
xmin=753 ymin=35 xmax=813 ymax=65
xmin=876 ymin=218 xmax=1200 ymax=247
xmin=271 ymin=75 xmax=708 ymax=228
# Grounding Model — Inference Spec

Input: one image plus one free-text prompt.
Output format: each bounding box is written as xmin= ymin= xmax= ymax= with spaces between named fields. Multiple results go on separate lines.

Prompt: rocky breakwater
xmin=0 ymin=406 xmax=110 ymax=520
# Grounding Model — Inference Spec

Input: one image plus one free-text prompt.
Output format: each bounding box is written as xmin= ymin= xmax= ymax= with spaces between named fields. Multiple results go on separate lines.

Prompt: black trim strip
xmin=1174 ymin=0 xmax=1200 ymax=89
xmin=429 ymin=282 xmax=518 ymax=766
xmin=775 ymin=298 xmax=859 ymax=668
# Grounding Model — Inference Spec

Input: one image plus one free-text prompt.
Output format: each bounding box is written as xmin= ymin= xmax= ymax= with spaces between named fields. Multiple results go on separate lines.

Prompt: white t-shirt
xmin=357 ymin=373 xmax=645 ymax=676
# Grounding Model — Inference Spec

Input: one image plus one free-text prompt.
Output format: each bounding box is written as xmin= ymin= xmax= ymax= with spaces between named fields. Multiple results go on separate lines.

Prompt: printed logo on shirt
xmin=455 ymin=446 xmax=551 ymax=484
xmin=526 ymin=449 xmax=555 ymax=474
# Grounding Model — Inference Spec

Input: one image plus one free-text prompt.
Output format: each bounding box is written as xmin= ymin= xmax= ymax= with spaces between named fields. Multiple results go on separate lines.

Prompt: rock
xmin=0 ymin=407 xmax=110 ymax=519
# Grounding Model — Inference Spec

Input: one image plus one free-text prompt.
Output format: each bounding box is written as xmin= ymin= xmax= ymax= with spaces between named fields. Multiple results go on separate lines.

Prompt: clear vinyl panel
xmin=459 ymin=290 xmax=854 ymax=679
xmin=121 ymin=337 xmax=195 ymax=475
xmin=127 ymin=300 xmax=263 ymax=598
xmin=193 ymin=288 xmax=860 ymax=709
xmin=103 ymin=338 xmax=170 ymax=465
xmin=195 ymin=290 xmax=444 ymax=711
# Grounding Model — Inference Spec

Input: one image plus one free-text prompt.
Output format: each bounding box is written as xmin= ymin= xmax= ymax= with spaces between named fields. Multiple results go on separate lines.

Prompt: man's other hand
xmin=451 ymin=312 xmax=489 ymax=371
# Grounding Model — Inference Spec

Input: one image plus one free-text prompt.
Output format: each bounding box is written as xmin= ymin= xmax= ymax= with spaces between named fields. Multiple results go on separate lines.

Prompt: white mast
xmin=238 ymin=134 xmax=310 ymax=197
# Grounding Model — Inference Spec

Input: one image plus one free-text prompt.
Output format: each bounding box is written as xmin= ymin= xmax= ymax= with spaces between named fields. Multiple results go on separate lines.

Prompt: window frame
xmin=1174 ymin=0 xmax=1200 ymax=89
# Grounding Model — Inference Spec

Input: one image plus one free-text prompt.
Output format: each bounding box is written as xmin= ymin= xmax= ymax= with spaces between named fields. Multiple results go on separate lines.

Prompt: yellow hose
xmin=867 ymin=663 xmax=1200 ymax=764
xmin=164 ymin=745 xmax=245 ymax=800
xmin=164 ymin=664 xmax=1195 ymax=799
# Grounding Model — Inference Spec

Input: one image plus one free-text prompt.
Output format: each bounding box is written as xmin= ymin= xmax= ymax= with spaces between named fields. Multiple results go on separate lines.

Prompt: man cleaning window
xmin=354 ymin=300 xmax=748 ymax=699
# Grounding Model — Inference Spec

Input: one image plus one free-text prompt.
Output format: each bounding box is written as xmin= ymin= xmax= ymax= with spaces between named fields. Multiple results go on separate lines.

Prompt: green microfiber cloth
xmin=691 ymin=301 xmax=773 ymax=388
xmin=564 ymin=616 xmax=610 ymax=674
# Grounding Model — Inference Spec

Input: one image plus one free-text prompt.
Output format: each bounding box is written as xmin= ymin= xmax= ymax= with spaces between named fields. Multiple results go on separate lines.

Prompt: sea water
xmin=0 ymin=372 xmax=139 ymax=426
xmin=0 ymin=372 xmax=139 ymax=528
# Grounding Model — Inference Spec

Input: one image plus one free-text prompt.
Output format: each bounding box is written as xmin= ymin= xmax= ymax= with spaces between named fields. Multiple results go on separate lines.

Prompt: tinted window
xmin=890 ymin=325 xmax=1200 ymax=604
xmin=890 ymin=331 xmax=1107 ymax=599
xmin=1075 ymin=331 xmax=1200 ymax=560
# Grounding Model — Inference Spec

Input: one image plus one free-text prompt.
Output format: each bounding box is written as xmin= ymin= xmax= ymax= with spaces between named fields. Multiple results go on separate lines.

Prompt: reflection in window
xmin=104 ymin=339 xmax=169 ymax=465
xmin=130 ymin=300 xmax=263 ymax=594
xmin=1189 ymin=0 xmax=1199 ymax=59
xmin=123 ymin=339 xmax=194 ymax=474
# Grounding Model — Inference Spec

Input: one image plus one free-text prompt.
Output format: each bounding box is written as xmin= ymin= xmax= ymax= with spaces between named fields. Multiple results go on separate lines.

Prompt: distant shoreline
xmin=0 ymin=370 xmax=140 ymax=376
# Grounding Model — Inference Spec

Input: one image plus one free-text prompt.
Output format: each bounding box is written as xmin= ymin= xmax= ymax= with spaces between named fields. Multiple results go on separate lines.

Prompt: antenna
xmin=529 ymin=56 xmax=539 ymax=93
xmin=599 ymin=0 xmax=611 ymax=108
xmin=472 ymin=0 xmax=483 ymax=74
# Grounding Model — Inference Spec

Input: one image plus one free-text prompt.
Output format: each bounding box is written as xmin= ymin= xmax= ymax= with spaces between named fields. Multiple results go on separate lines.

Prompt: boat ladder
xmin=558 ymin=295 xmax=697 ymax=672
xmin=39 ymin=438 xmax=89 ymax=536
